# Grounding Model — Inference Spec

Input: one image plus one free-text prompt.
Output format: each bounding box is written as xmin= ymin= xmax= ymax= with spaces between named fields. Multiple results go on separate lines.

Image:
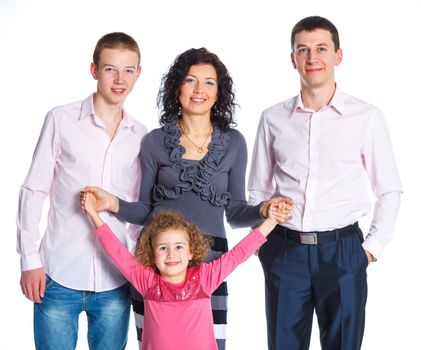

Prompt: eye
xmin=183 ymin=76 xmax=197 ymax=85
xmin=158 ymin=246 xmax=168 ymax=252
xmin=125 ymin=68 xmax=135 ymax=74
xmin=205 ymin=79 xmax=217 ymax=86
xmin=176 ymin=245 xmax=185 ymax=250
xmin=105 ymin=67 xmax=115 ymax=72
xmin=318 ymin=47 xmax=327 ymax=52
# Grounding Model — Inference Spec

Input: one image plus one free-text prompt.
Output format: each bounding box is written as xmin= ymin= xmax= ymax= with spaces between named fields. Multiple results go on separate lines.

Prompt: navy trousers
xmin=258 ymin=224 xmax=368 ymax=350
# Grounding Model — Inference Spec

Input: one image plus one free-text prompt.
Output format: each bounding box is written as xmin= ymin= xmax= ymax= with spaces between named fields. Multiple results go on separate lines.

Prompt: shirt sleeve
xmin=247 ymin=111 xmax=277 ymax=205
xmin=200 ymin=229 xmax=267 ymax=293
xmin=361 ymin=109 xmax=403 ymax=258
xmin=95 ymin=224 xmax=153 ymax=295
xmin=224 ymin=131 xmax=264 ymax=228
xmin=16 ymin=111 xmax=59 ymax=271
xmin=116 ymin=133 xmax=156 ymax=225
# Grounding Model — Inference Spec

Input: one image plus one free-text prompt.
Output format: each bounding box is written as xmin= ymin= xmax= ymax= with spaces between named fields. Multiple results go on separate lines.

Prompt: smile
xmin=111 ymin=88 xmax=126 ymax=94
xmin=190 ymin=97 xmax=206 ymax=103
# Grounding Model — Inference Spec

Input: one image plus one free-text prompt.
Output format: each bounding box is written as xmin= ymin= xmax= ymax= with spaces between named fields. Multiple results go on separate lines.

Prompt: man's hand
xmin=365 ymin=250 xmax=374 ymax=264
xmin=20 ymin=268 xmax=46 ymax=303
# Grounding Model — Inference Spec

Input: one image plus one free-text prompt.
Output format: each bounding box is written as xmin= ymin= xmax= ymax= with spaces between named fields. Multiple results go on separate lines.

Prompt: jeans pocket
xmin=45 ymin=275 xmax=55 ymax=289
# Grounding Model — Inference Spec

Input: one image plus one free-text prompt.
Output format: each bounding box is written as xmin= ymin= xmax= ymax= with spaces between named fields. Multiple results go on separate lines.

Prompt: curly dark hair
xmin=157 ymin=48 xmax=237 ymax=131
xmin=135 ymin=210 xmax=212 ymax=272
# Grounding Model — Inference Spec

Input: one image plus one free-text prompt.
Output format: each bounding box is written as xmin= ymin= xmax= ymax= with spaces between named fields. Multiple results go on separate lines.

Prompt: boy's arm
xmin=18 ymin=112 xmax=59 ymax=303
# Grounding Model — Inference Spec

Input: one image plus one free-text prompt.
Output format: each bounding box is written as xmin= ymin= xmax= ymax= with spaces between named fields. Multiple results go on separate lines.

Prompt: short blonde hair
xmin=135 ymin=210 xmax=212 ymax=271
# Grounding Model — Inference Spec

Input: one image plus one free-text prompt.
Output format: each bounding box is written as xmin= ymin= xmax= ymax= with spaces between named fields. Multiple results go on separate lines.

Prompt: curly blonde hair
xmin=135 ymin=210 xmax=212 ymax=271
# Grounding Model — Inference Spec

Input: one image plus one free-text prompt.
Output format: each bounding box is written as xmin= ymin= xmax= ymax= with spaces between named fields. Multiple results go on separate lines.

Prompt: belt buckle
xmin=300 ymin=233 xmax=318 ymax=245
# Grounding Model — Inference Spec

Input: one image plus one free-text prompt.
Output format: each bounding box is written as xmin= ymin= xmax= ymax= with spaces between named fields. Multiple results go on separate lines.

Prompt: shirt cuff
xmin=362 ymin=236 xmax=383 ymax=261
xmin=21 ymin=254 xmax=43 ymax=272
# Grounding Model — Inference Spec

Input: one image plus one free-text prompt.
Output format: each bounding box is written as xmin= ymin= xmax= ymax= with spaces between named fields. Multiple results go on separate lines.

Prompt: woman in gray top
xmin=85 ymin=48 xmax=291 ymax=350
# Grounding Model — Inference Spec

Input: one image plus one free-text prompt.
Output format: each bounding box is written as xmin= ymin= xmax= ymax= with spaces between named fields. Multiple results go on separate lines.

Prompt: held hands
xmin=260 ymin=197 xmax=294 ymax=224
xmin=80 ymin=190 xmax=104 ymax=228
xmin=80 ymin=186 xmax=119 ymax=213
xmin=258 ymin=201 xmax=291 ymax=237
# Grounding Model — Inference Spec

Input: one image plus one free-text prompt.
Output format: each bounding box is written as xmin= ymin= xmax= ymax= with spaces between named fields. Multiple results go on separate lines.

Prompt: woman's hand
xmin=80 ymin=186 xmax=119 ymax=213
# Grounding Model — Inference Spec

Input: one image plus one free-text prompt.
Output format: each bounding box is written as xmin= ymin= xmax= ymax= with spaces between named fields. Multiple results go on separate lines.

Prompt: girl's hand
xmin=80 ymin=191 xmax=96 ymax=215
xmin=80 ymin=186 xmax=119 ymax=213
xmin=80 ymin=191 xmax=104 ymax=229
xmin=261 ymin=197 xmax=294 ymax=224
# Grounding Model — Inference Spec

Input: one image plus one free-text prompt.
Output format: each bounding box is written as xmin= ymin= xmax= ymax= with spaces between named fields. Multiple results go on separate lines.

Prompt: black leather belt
xmin=273 ymin=222 xmax=358 ymax=245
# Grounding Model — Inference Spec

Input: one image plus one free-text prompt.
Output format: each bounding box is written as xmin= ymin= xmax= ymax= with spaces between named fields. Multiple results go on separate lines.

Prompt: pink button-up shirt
xmin=248 ymin=88 xmax=403 ymax=258
xmin=17 ymin=95 xmax=147 ymax=291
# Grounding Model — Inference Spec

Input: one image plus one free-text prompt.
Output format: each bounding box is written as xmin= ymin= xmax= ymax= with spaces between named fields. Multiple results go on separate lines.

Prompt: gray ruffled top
xmin=117 ymin=121 xmax=262 ymax=240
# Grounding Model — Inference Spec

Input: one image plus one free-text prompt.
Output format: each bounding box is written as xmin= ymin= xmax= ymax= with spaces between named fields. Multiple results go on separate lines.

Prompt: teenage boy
xmin=248 ymin=16 xmax=402 ymax=350
xmin=17 ymin=32 xmax=146 ymax=349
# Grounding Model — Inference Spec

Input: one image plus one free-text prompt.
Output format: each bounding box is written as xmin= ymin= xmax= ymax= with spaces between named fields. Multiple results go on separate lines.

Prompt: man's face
xmin=291 ymin=29 xmax=342 ymax=90
xmin=90 ymin=48 xmax=141 ymax=106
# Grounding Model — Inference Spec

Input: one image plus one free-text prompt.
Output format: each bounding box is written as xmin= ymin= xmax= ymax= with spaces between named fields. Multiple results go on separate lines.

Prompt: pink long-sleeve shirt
xmin=248 ymin=88 xmax=403 ymax=258
xmin=16 ymin=95 xmax=147 ymax=291
xmin=95 ymin=224 xmax=266 ymax=350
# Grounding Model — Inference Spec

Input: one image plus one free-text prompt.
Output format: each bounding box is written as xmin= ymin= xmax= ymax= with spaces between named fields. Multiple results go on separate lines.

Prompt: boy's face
xmin=90 ymin=48 xmax=141 ymax=106
xmin=152 ymin=228 xmax=193 ymax=284
xmin=291 ymin=28 xmax=342 ymax=90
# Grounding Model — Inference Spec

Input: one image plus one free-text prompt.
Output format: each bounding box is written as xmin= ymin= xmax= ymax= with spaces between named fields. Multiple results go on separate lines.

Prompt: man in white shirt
xmin=17 ymin=32 xmax=147 ymax=349
xmin=248 ymin=16 xmax=402 ymax=350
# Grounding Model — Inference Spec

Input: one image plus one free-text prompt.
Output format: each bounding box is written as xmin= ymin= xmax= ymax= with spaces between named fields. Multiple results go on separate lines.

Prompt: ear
xmin=136 ymin=65 xmax=142 ymax=80
xmin=291 ymin=52 xmax=297 ymax=69
xmin=90 ymin=63 xmax=98 ymax=80
xmin=335 ymin=48 xmax=343 ymax=66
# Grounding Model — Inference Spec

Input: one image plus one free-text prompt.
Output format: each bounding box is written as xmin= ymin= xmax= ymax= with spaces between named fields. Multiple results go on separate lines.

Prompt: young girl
xmin=81 ymin=192 xmax=290 ymax=350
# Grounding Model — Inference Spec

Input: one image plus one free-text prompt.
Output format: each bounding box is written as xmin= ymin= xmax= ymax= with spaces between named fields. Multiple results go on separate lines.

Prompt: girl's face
xmin=178 ymin=64 xmax=218 ymax=118
xmin=152 ymin=228 xmax=193 ymax=283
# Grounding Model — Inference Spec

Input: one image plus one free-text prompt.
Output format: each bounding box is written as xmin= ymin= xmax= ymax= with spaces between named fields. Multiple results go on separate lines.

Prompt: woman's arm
xmin=82 ymin=133 xmax=158 ymax=225
xmin=116 ymin=133 xmax=158 ymax=225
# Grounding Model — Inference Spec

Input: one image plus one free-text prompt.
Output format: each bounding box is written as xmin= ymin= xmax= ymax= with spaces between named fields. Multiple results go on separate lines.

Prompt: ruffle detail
xmin=153 ymin=121 xmax=232 ymax=207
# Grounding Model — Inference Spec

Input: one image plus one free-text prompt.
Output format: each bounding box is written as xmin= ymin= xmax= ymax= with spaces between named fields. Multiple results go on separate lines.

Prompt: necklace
xmin=179 ymin=122 xmax=213 ymax=154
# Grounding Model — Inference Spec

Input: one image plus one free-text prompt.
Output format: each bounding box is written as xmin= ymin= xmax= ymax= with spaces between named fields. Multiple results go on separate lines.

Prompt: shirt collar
xmin=79 ymin=94 xmax=137 ymax=131
xmin=292 ymin=86 xmax=345 ymax=116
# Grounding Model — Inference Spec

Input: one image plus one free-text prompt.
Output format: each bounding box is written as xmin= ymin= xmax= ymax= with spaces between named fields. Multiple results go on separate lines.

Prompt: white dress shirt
xmin=17 ymin=95 xmax=147 ymax=291
xmin=248 ymin=88 xmax=403 ymax=258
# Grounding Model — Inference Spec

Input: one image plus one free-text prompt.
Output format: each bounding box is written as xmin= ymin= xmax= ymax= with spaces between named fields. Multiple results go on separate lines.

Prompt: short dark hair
xmin=291 ymin=16 xmax=340 ymax=52
xmin=93 ymin=32 xmax=140 ymax=67
xmin=157 ymin=48 xmax=237 ymax=131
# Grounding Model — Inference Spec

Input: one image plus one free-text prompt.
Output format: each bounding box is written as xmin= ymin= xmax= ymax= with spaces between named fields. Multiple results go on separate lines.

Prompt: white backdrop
xmin=1 ymin=0 xmax=420 ymax=349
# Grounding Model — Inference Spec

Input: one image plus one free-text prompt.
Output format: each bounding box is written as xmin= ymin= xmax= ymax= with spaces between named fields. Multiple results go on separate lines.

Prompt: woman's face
xmin=178 ymin=64 xmax=218 ymax=118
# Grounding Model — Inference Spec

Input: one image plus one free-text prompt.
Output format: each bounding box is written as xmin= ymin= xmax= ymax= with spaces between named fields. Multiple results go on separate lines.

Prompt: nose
xmin=114 ymin=71 xmax=124 ymax=84
xmin=193 ymin=81 xmax=204 ymax=93
xmin=167 ymin=248 xmax=176 ymax=257
xmin=306 ymin=49 xmax=317 ymax=63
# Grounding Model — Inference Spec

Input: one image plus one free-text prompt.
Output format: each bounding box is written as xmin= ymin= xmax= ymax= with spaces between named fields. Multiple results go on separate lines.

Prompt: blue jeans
xmin=34 ymin=276 xmax=130 ymax=350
